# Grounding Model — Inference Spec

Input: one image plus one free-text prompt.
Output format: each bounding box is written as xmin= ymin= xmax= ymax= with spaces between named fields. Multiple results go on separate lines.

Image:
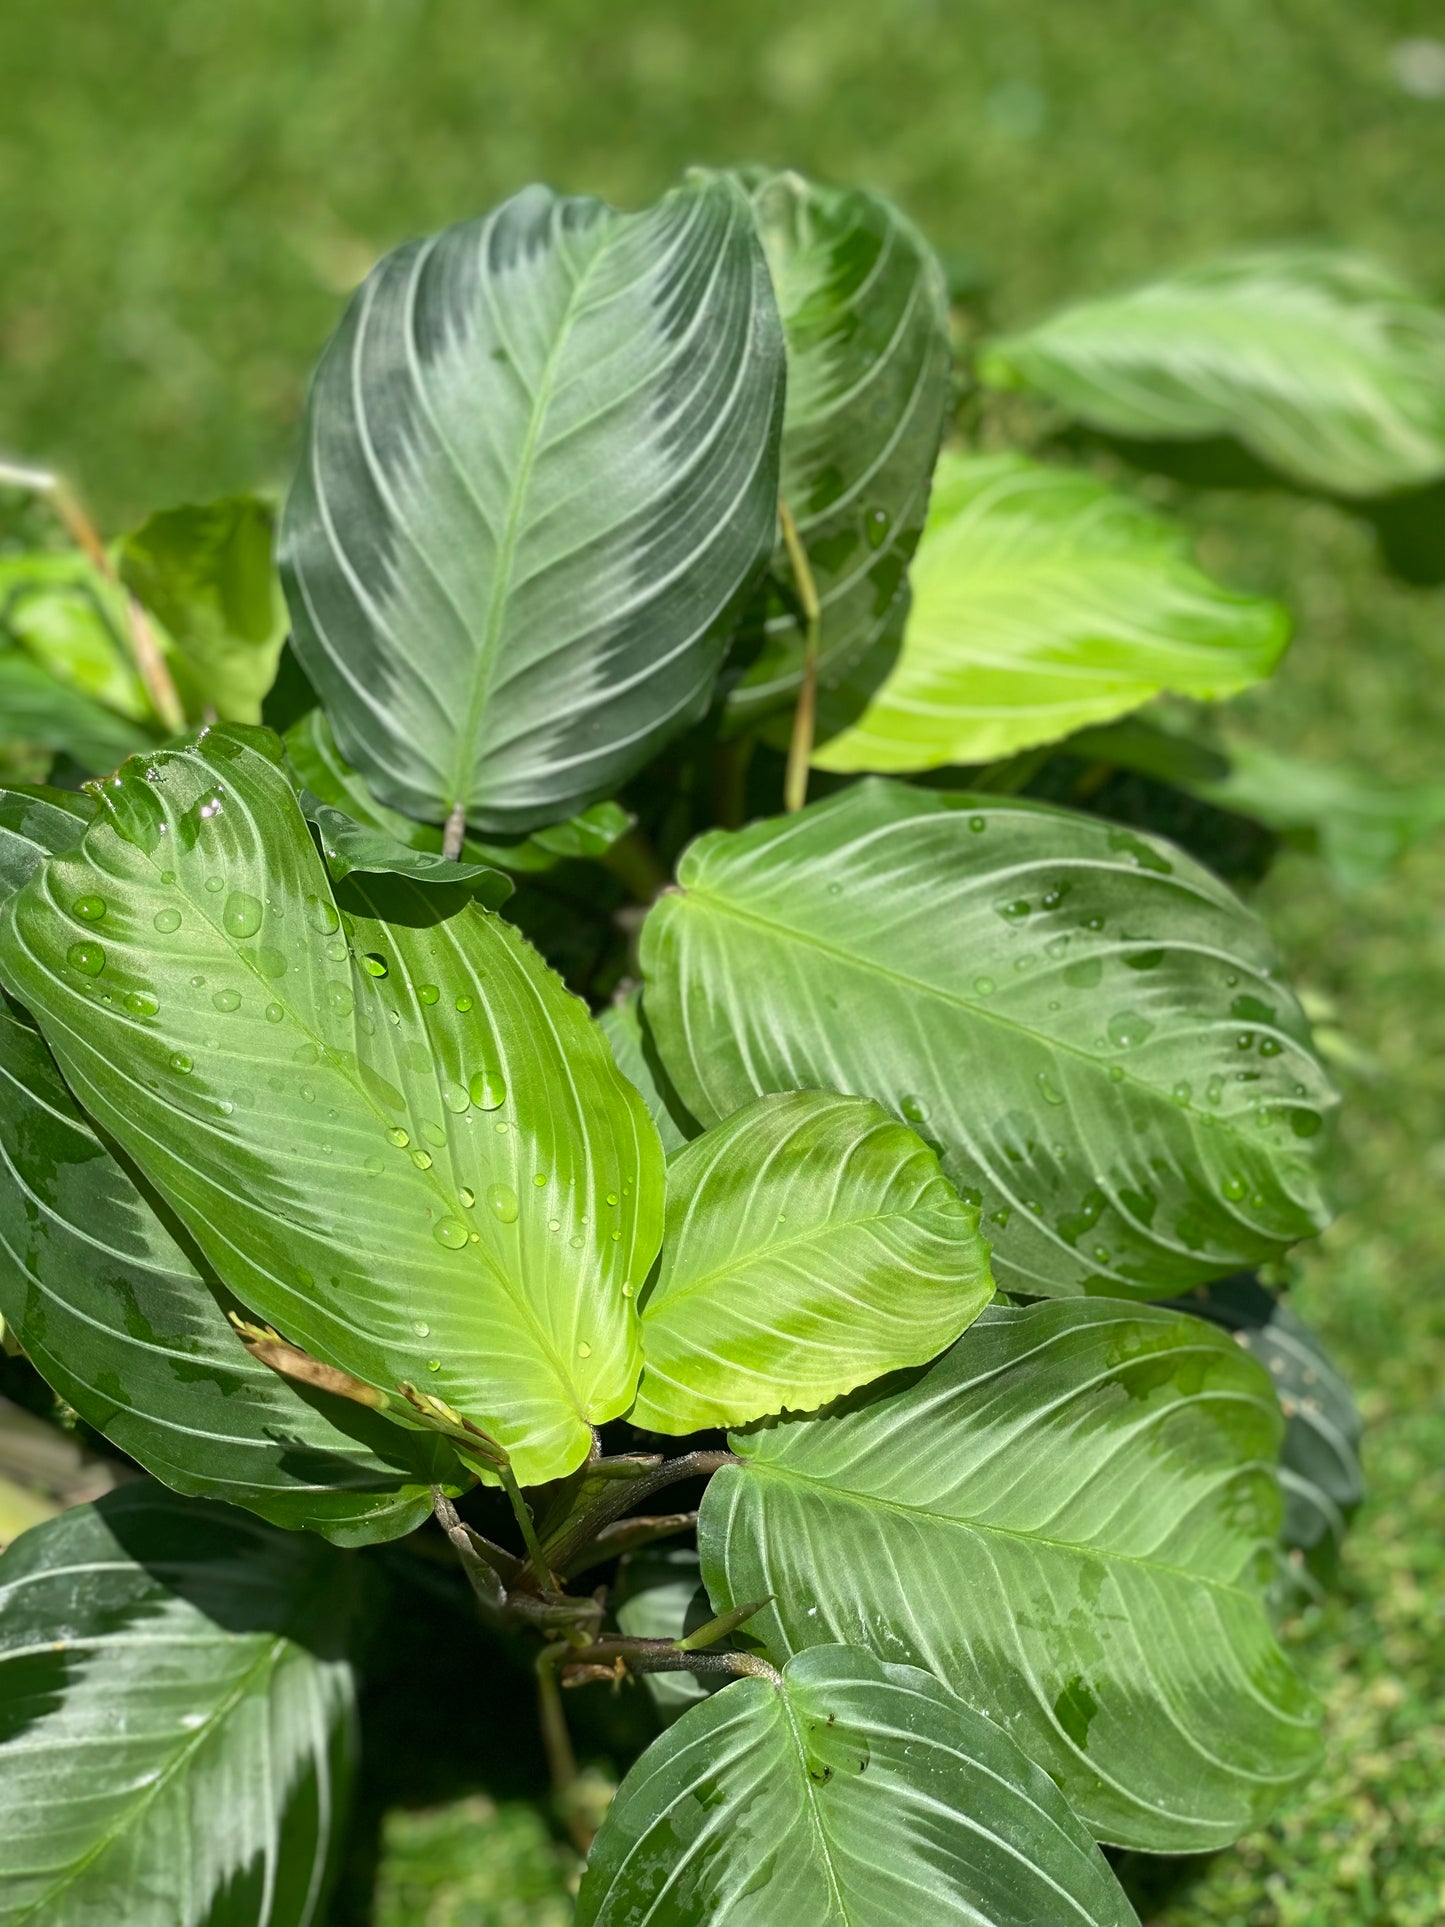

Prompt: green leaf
xmin=634 ymin=1090 xmax=994 ymax=1433
xmin=0 ymin=551 xmax=148 ymax=719
xmin=0 ymin=786 xmax=95 ymax=899
xmin=118 ymin=495 xmax=288 ymax=725
xmin=596 ymin=986 xmax=697 ymax=1155
xmin=578 ymin=1641 xmax=1138 ymax=1926
xmin=1180 ymin=1275 xmax=1363 ymax=1594
xmin=285 ymin=707 xmax=635 ymax=876
xmin=0 ymin=1482 xmax=358 ymax=1925
xmin=811 ymin=455 xmax=1288 ymax=771
xmin=0 ymin=654 xmax=155 ymax=774
xmin=979 ymin=250 xmax=1445 ymax=496
xmin=725 ymin=170 xmax=952 ymax=722
xmin=299 ymin=792 xmax=514 ymax=906
xmin=279 ymin=177 xmax=785 ymax=834
xmin=0 ymin=726 xmax=666 ymax=1488
xmin=612 ymin=1546 xmax=717 ymax=1717
xmin=701 ymin=1299 xmax=1322 ymax=1851
xmin=0 ymin=996 xmax=468 ymax=1545
xmin=640 ymin=779 xmax=1337 ymax=1298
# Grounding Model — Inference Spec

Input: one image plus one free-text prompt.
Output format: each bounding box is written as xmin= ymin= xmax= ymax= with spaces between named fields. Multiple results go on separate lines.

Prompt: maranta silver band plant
xmin=10 ymin=159 xmax=1425 ymax=1924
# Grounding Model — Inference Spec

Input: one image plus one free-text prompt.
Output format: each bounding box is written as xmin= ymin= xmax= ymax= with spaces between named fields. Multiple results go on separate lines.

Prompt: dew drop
xmin=455 ymin=993 xmax=473 ymax=1012
xmin=548 ymin=1219 xmax=561 ymax=1233
xmin=324 ymin=938 xmax=347 ymax=963
xmin=211 ymin=988 xmax=241 ymax=1013
xmin=67 ymin=940 xmax=105 ymax=976
xmin=361 ymin=952 xmax=388 ymax=978
xmin=412 ymin=1320 xmax=430 ymax=1338
xmin=411 ymin=1149 xmax=433 ymax=1169
xmin=1106 ymin=1010 xmax=1154 ymax=1050
xmin=169 ymin=1052 xmax=193 ymax=1075
xmin=124 ymin=991 xmax=158 ymax=1016
xmin=1259 ymin=1037 xmax=1282 ymax=1057
xmin=327 ymin=982 xmax=354 ymax=1017
xmin=222 ymin=891 xmax=263 ymax=939
xmin=605 ymin=1191 xmax=618 ymax=1206
xmin=995 ymin=898 xmax=1031 ymax=922
xmin=1206 ymin=1075 xmax=1224 ymax=1105
xmin=570 ymin=1236 xmax=584 ymax=1250
xmin=153 ymin=908 xmax=182 ymax=934
xmin=533 ymin=1173 xmax=547 ymax=1188
xmin=1290 ymin=1109 xmax=1322 ymax=1139
xmin=973 ymin=976 xmax=996 ymax=996
xmin=418 ymin=983 xmax=440 ymax=1005
xmin=427 ymin=1358 xmax=441 ymax=1372
xmin=219 ymin=1099 xmax=234 ymax=1116
xmin=293 ymin=1041 xmax=318 ymax=1066
xmin=611 ymin=1228 xmax=622 ymax=1242
xmin=1108 ymin=1064 xmax=1125 ymax=1083
xmin=578 ymin=1340 xmax=593 ymax=1358
xmin=364 ymin=1154 xmax=385 ymax=1175
xmin=387 ymin=1127 xmax=410 ymax=1148
xmin=900 ymin=1094 xmax=928 ymax=1122
xmin=968 ymin=815 xmax=986 ymax=833
xmin=1222 ymin=1175 xmax=1247 ymax=1201
xmin=469 ymin=1068 xmax=506 ymax=1110
xmin=73 ymin=894 xmax=106 ymax=921
xmin=1236 ymin=1032 xmax=1254 ymax=1050
xmin=1036 ymin=1071 xmax=1065 ymax=1106
xmin=433 ymin=1219 xmax=468 ymax=1250
xmin=487 ymin=1183 xmax=519 ymax=1224
xmin=308 ymin=895 xmax=341 ymax=935
xmin=459 ymin=1187 xmax=476 ymax=1208
xmin=441 ymin=1081 xmax=470 ymax=1114
xmin=622 ymin=1282 xmax=635 ymax=1298
xmin=160 ymin=868 xmax=176 ymax=885
xmin=865 ymin=506 xmax=890 ymax=548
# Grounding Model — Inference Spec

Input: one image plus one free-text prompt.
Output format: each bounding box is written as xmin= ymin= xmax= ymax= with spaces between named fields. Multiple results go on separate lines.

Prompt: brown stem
xmin=536 ymin=1646 xmax=594 ymax=1857
xmin=538 ymin=1449 xmax=736 ymax=1581
xmin=779 ymin=500 xmax=821 ymax=815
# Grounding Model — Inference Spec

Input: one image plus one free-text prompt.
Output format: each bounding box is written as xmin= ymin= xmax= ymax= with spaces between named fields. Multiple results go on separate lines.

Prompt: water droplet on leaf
xmin=486 ymin=1183 xmax=518 ymax=1224
xmin=67 ymin=940 xmax=105 ymax=976
xmin=153 ymin=909 xmax=182 ymax=934
xmin=433 ymin=1219 xmax=468 ymax=1250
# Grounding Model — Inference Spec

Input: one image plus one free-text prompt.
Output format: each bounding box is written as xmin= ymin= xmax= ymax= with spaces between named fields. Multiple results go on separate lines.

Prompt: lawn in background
xmin=2 ymin=3 xmax=1442 ymax=1921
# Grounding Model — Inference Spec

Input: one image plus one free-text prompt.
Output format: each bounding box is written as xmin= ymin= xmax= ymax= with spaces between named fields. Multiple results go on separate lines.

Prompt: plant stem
xmin=779 ymin=500 xmax=822 ymax=814
xmin=4 ymin=462 xmax=187 ymax=735
xmin=713 ymin=734 xmax=755 ymax=830
xmin=499 ymin=1464 xmax=556 ymax=1590
xmin=536 ymin=1645 xmax=594 ymax=1857
xmin=600 ymin=825 xmax=669 ymax=903
xmin=541 ymin=1448 xmax=735 ymax=1578
xmin=442 ymin=801 xmax=467 ymax=860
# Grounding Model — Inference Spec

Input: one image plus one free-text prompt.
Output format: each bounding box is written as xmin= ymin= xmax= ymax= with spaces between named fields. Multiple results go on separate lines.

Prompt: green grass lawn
xmin=3 ymin=2 xmax=1443 ymax=1920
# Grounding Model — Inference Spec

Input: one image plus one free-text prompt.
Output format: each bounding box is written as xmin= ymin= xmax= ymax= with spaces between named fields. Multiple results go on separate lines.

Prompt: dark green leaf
xmin=811 ymin=454 xmax=1288 ymax=771
xmin=634 ymin=1090 xmax=993 ymax=1432
xmin=700 ymin=1300 xmax=1321 ymax=1850
xmin=0 ymin=726 xmax=666 ymax=1487
xmin=641 ymin=779 xmax=1337 ymax=1297
xmin=578 ymin=1642 xmax=1139 ymax=1925
xmin=280 ymin=177 xmax=785 ymax=833
xmin=979 ymin=250 xmax=1445 ymax=496
xmin=118 ymin=495 xmax=288 ymax=724
xmin=298 ymin=792 xmax=513 ymax=906
xmin=0 ymin=1482 xmax=359 ymax=1925
xmin=726 ymin=170 xmax=951 ymax=722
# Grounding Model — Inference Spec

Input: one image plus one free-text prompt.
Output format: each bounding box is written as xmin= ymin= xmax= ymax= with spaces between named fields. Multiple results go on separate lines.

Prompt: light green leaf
xmin=0 ymin=726 xmax=665 ymax=1487
xmin=979 ymin=250 xmax=1445 ymax=496
xmin=725 ymin=170 xmax=952 ymax=722
xmin=639 ymin=779 xmax=1337 ymax=1297
xmin=0 ymin=1483 xmax=358 ymax=1926
xmin=811 ymin=454 xmax=1288 ymax=772
xmin=700 ymin=1299 xmax=1322 ymax=1851
xmin=596 ymin=986 xmax=697 ymax=1155
xmin=279 ymin=177 xmax=785 ymax=834
xmin=0 ymin=654 xmax=154 ymax=773
xmin=0 ymin=997 xmax=469 ymax=1545
xmin=285 ymin=707 xmax=635 ymax=876
xmin=118 ymin=495 xmax=288 ymax=724
xmin=299 ymin=791 xmax=513 ymax=906
xmin=634 ymin=1090 xmax=993 ymax=1433
xmin=0 ymin=551 xmax=148 ymax=719
xmin=578 ymin=1641 xmax=1139 ymax=1926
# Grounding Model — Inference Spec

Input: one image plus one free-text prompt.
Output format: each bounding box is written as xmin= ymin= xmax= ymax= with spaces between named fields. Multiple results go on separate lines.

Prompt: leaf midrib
xmin=775 ymin=1682 xmax=857 ymax=1927
xmin=446 ymin=212 xmax=613 ymax=815
xmin=736 ymin=1453 xmax=1266 ymax=1604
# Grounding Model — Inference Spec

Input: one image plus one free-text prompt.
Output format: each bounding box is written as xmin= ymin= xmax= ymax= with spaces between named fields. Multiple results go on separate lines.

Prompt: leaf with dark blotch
xmin=640 ymin=778 xmax=1337 ymax=1298
xmin=280 ymin=177 xmax=785 ymax=834
xmin=700 ymin=1299 xmax=1322 ymax=1852
xmin=725 ymin=169 xmax=952 ymax=723
xmin=634 ymin=1090 xmax=994 ymax=1433
xmin=0 ymin=1483 xmax=359 ymax=1925
xmin=578 ymin=1642 xmax=1139 ymax=1925
xmin=0 ymin=725 xmax=666 ymax=1488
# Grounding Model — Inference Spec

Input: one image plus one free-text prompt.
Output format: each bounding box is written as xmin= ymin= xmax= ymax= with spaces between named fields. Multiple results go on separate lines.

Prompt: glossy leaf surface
xmin=0 ymin=552 xmax=148 ymax=719
xmin=299 ymin=792 xmax=513 ymax=905
xmin=634 ymin=1090 xmax=993 ymax=1432
xmin=812 ymin=454 xmax=1288 ymax=771
xmin=979 ymin=250 xmax=1445 ymax=496
xmin=0 ymin=1483 xmax=358 ymax=1925
xmin=641 ymin=780 xmax=1337 ymax=1297
xmin=280 ymin=178 xmax=784 ymax=833
xmin=612 ymin=1546 xmax=716 ymax=1717
xmin=0 ymin=997 xmax=467 ymax=1544
xmin=118 ymin=496 xmax=288 ymax=724
xmin=0 ymin=727 xmax=665 ymax=1486
xmin=701 ymin=1300 xmax=1321 ymax=1850
xmin=578 ymin=1642 xmax=1138 ymax=1926
xmin=726 ymin=170 xmax=951 ymax=721
xmin=596 ymin=987 xmax=696 ymax=1155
